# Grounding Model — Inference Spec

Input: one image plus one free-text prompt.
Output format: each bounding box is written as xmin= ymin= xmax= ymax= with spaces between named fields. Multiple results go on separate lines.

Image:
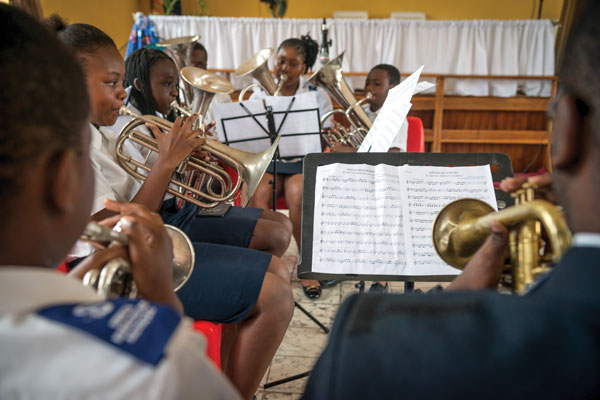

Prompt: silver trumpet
xmin=81 ymin=221 xmax=195 ymax=298
xmin=235 ymin=48 xmax=288 ymax=101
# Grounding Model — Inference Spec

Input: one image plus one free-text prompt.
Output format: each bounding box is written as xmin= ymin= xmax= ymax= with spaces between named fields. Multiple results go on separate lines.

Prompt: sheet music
xmin=312 ymin=163 xmax=405 ymax=275
xmin=212 ymin=92 xmax=321 ymax=157
xmin=358 ymin=66 xmax=424 ymax=153
xmin=311 ymin=164 xmax=497 ymax=277
xmin=399 ymin=165 xmax=498 ymax=276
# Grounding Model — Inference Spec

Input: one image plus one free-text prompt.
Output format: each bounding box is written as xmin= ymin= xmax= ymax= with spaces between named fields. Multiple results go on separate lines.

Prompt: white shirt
xmin=89 ymin=123 xmax=143 ymax=215
xmin=0 ymin=267 xmax=240 ymax=400
xmin=250 ymin=75 xmax=334 ymax=128
xmin=573 ymin=233 xmax=600 ymax=248
xmin=362 ymin=104 xmax=408 ymax=152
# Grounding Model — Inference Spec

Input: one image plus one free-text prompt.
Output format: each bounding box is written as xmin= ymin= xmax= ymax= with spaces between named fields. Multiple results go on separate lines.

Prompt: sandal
xmin=319 ymin=279 xmax=339 ymax=288
xmin=369 ymin=282 xmax=389 ymax=294
xmin=302 ymin=284 xmax=322 ymax=299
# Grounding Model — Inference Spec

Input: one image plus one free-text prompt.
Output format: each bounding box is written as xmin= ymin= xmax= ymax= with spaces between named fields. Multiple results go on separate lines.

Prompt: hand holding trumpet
xmin=70 ymin=200 xmax=184 ymax=314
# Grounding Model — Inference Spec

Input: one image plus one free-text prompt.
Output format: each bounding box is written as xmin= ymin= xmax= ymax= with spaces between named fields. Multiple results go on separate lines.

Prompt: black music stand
xmin=298 ymin=152 xmax=514 ymax=284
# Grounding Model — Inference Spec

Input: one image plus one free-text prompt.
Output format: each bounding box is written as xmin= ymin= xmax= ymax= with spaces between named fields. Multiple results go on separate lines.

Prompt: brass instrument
xmin=116 ymin=105 xmax=280 ymax=208
xmin=81 ymin=221 xmax=195 ymax=298
xmin=308 ymin=52 xmax=373 ymax=147
xmin=156 ymin=35 xmax=201 ymax=106
xmin=235 ymin=48 xmax=288 ymax=101
xmin=432 ymin=184 xmax=573 ymax=293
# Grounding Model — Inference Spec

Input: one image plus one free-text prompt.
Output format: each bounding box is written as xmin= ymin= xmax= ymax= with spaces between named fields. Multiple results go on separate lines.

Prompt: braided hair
xmin=124 ymin=48 xmax=177 ymax=119
xmin=278 ymin=33 xmax=319 ymax=72
xmin=0 ymin=6 xmax=88 ymax=215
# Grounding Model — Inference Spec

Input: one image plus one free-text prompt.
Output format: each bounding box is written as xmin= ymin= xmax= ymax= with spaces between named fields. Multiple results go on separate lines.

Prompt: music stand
xmin=298 ymin=152 xmax=514 ymax=285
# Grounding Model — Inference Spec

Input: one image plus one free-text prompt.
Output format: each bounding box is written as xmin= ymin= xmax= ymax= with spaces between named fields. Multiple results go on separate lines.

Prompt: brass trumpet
xmin=235 ymin=48 xmax=288 ymax=101
xmin=81 ymin=221 xmax=195 ymax=298
xmin=432 ymin=184 xmax=573 ymax=293
xmin=308 ymin=52 xmax=373 ymax=147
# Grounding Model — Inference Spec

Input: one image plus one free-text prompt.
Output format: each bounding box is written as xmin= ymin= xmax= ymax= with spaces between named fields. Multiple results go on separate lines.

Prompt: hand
xmin=446 ymin=221 xmax=509 ymax=291
xmin=103 ymin=200 xmax=184 ymax=314
xmin=68 ymin=246 xmax=128 ymax=281
xmin=499 ymin=173 xmax=555 ymax=203
xmin=147 ymin=114 xmax=207 ymax=170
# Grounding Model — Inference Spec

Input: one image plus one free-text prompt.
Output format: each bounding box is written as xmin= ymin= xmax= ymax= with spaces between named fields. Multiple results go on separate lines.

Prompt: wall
xmin=186 ymin=0 xmax=564 ymax=20
xmin=39 ymin=0 xmax=149 ymax=53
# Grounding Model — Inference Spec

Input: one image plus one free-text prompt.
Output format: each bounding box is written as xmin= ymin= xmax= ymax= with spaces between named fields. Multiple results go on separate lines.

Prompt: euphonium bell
xmin=235 ymin=48 xmax=288 ymax=101
xmin=432 ymin=184 xmax=573 ymax=293
xmin=308 ymin=52 xmax=373 ymax=147
xmin=81 ymin=221 xmax=195 ymax=298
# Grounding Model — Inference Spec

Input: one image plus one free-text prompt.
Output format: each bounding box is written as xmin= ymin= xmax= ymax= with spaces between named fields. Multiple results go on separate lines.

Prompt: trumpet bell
xmin=156 ymin=35 xmax=201 ymax=48
xmin=180 ymin=66 xmax=235 ymax=125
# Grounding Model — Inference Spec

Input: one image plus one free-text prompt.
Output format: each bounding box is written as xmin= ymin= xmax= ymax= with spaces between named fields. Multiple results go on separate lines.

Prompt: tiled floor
xmin=254 ymin=226 xmax=446 ymax=400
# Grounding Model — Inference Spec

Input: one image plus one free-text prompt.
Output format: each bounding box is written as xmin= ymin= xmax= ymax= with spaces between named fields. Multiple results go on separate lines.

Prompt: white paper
xmin=358 ymin=66 xmax=425 ymax=153
xmin=311 ymin=164 xmax=498 ymax=277
xmin=213 ymin=92 xmax=322 ymax=157
xmin=312 ymin=163 xmax=405 ymax=275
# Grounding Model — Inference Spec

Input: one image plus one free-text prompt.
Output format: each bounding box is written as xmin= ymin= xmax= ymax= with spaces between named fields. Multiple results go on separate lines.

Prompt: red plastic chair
xmin=406 ymin=116 xmax=425 ymax=153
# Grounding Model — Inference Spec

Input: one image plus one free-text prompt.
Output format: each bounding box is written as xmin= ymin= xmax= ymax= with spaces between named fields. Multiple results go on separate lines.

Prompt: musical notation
xmin=311 ymin=163 xmax=496 ymax=277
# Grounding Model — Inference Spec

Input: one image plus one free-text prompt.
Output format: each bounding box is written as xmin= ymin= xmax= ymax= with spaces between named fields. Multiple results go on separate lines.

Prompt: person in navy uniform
xmin=302 ymin=3 xmax=600 ymax=399
xmin=0 ymin=5 xmax=239 ymax=399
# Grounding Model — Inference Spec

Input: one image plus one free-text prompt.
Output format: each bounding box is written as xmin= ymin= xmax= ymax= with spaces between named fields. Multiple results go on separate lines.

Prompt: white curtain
xmin=151 ymin=16 xmax=555 ymax=97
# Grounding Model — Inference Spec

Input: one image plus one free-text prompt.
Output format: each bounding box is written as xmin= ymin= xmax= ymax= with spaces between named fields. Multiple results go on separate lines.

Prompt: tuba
xmin=432 ymin=184 xmax=573 ymax=293
xmin=81 ymin=221 xmax=195 ymax=298
xmin=156 ymin=35 xmax=201 ymax=106
xmin=308 ymin=52 xmax=373 ymax=148
xmin=235 ymin=48 xmax=287 ymax=101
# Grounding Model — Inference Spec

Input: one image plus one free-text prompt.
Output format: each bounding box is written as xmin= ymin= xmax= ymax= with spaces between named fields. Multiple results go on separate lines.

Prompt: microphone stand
xmin=319 ymin=18 xmax=332 ymax=65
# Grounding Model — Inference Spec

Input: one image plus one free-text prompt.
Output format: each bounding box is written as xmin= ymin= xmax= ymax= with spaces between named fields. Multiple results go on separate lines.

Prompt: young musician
xmin=329 ymin=64 xmax=407 ymax=154
xmin=303 ymin=3 xmax=600 ymax=398
xmin=51 ymin=19 xmax=293 ymax=399
xmin=0 ymin=5 xmax=239 ymax=398
xmin=249 ymin=34 xmax=334 ymax=299
xmin=112 ymin=47 xmax=292 ymax=257
xmin=189 ymin=41 xmax=233 ymax=125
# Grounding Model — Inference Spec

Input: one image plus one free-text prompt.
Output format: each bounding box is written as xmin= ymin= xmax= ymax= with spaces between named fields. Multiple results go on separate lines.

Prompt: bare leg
xmin=249 ymin=173 xmax=283 ymax=210
xmin=248 ymin=212 xmax=292 ymax=257
xmin=283 ymin=174 xmax=320 ymax=290
xmin=225 ymin=261 xmax=294 ymax=399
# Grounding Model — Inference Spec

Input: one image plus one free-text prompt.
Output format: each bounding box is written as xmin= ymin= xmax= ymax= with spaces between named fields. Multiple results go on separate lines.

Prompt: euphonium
xmin=81 ymin=221 xmax=195 ymax=298
xmin=308 ymin=52 xmax=373 ymax=147
xmin=432 ymin=184 xmax=573 ymax=293
xmin=156 ymin=35 xmax=201 ymax=106
xmin=235 ymin=48 xmax=288 ymax=101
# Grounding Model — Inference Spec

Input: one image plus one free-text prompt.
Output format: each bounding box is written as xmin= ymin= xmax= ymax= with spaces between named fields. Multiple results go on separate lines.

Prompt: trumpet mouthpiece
xmin=119 ymin=106 xmax=135 ymax=117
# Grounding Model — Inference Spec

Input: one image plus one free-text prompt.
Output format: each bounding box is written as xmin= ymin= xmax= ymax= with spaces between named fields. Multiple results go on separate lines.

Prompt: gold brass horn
xmin=81 ymin=221 xmax=195 ymax=298
xmin=308 ymin=52 xmax=374 ymax=148
xmin=116 ymin=106 xmax=280 ymax=208
xmin=235 ymin=48 xmax=288 ymax=101
xmin=432 ymin=184 xmax=573 ymax=293
xmin=156 ymin=35 xmax=201 ymax=106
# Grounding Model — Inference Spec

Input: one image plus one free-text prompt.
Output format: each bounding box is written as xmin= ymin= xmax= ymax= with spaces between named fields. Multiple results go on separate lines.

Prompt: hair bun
xmin=299 ymin=32 xmax=319 ymax=72
xmin=43 ymin=14 xmax=68 ymax=33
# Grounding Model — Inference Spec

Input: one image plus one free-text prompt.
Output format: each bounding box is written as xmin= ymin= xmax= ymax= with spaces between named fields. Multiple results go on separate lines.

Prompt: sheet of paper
xmin=312 ymin=163 xmax=406 ymax=275
xmin=358 ymin=66 xmax=424 ymax=153
xmin=399 ymin=165 xmax=498 ymax=276
xmin=212 ymin=92 xmax=321 ymax=157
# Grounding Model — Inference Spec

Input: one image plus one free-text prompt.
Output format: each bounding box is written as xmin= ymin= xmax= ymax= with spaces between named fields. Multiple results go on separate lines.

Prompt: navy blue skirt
xmin=159 ymin=198 xmax=262 ymax=248
xmin=266 ymin=159 xmax=303 ymax=175
xmin=177 ymin=242 xmax=270 ymax=323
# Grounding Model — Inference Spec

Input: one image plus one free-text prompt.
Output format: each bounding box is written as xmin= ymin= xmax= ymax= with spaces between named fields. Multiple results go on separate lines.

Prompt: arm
xmin=446 ymin=220 xmax=508 ymax=291
xmin=91 ymin=116 xmax=206 ymax=220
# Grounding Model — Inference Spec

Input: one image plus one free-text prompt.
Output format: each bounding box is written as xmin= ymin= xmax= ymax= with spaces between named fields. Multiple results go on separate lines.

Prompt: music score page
xmin=311 ymin=164 xmax=497 ymax=276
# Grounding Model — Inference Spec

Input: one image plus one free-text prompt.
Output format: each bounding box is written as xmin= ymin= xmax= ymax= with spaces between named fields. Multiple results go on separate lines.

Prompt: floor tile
xmin=264 ymin=356 xmax=318 ymax=394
